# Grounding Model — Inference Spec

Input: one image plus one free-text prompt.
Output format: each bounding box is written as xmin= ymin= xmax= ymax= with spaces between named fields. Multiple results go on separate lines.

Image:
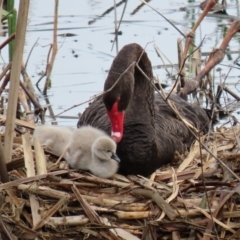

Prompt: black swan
xmin=77 ymin=43 xmax=209 ymax=176
xmin=34 ymin=125 xmax=120 ymax=178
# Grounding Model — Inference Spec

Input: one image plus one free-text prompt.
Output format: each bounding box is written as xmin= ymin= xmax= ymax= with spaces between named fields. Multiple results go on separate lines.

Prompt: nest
xmin=1 ymin=122 xmax=240 ymax=240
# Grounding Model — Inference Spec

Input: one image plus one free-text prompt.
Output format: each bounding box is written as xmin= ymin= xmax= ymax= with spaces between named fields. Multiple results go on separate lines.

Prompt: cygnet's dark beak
xmin=111 ymin=153 xmax=120 ymax=162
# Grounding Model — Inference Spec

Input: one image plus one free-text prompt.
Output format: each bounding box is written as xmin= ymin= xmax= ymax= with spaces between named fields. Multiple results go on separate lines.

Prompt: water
xmin=3 ymin=0 xmax=240 ymax=126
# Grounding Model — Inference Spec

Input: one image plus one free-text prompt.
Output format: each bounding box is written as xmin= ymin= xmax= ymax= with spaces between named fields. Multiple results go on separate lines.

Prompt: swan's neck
xmin=104 ymin=43 xmax=156 ymax=139
xmin=90 ymin=145 xmax=105 ymax=166
xmin=122 ymin=57 xmax=156 ymax=134
xmin=131 ymin=67 xmax=155 ymax=119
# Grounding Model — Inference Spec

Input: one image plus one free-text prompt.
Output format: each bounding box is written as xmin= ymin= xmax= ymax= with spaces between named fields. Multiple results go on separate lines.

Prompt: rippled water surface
xmin=5 ymin=0 xmax=240 ymax=126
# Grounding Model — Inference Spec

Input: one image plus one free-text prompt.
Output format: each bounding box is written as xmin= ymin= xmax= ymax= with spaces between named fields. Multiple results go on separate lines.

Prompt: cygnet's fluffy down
xmin=66 ymin=126 xmax=120 ymax=178
xmin=33 ymin=125 xmax=74 ymax=156
xmin=33 ymin=125 xmax=120 ymax=178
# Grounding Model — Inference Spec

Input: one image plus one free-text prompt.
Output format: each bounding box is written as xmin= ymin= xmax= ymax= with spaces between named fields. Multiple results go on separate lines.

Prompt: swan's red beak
xmin=107 ymin=101 xmax=124 ymax=143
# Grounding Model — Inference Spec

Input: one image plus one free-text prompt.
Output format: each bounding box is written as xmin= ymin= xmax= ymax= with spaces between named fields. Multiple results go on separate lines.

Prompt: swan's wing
xmin=77 ymin=96 xmax=111 ymax=135
xmin=155 ymin=93 xmax=209 ymax=150
xmin=169 ymin=94 xmax=209 ymax=132
xmin=65 ymin=145 xmax=89 ymax=170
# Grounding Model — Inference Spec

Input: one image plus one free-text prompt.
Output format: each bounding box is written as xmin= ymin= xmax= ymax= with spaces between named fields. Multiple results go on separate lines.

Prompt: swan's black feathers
xmin=78 ymin=43 xmax=209 ymax=176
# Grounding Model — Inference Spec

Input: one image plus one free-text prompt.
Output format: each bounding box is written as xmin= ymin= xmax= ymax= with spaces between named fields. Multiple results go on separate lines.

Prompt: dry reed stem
xmin=18 ymin=184 xmax=72 ymax=199
xmin=0 ymin=114 xmax=35 ymax=130
xmin=82 ymin=195 xmax=147 ymax=211
xmin=89 ymin=205 xmax=152 ymax=219
xmin=177 ymin=38 xmax=186 ymax=87
xmin=43 ymin=0 xmax=58 ymax=95
xmin=0 ymin=220 xmax=18 ymax=240
xmin=177 ymin=140 xmax=200 ymax=172
xmin=0 ymin=140 xmax=8 ymax=183
xmin=21 ymin=60 xmax=39 ymax=109
xmin=0 ymin=33 xmax=15 ymax=50
xmin=47 ymin=215 xmax=89 ymax=226
xmin=156 ymin=169 xmax=196 ymax=181
xmin=4 ymin=0 xmax=30 ymax=163
xmin=5 ymin=189 xmax=33 ymax=227
xmin=0 ymin=62 xmax=11 ymax=82
xmin=102 ymin=217 xmax=141 ymax=240
xmin=180 ymin=0 xmax=216 ymax=75
xmin=220 ymin=202 xmax=234 ymax=238
xmin=0 ymin=71 xmax=10 ymax=97
xmin=19 ymin=80 xmax=42 ymax=110
xmin=222 ymin=84 xmax=240 ymax=101
xmin=33 ymin=136 xmax=47 ymax=175
xmin=18 ymin=87 xmax=35 ymax=124
xmin=157 ymin=168 xmax=179 ymax=221
xmin=22 ymin=132 xmax=41 ymax=227
xmin=72 ymin=183 xmax=119 ymax=240
xmin=114 ymin=210 xmax=153 ymax=220
xmin=69 ymin=172 xmax=131 ymax=188
xmin=191 ymin=47 xmax=202 ymax=96
xmin=132 ymin=188 xmax=177 ymax=220
xmin=0 ymin=170 xmax=68 ymax=190
xmin=178 ymin=197 xmax=235 ymax=234
xmin=202 ymin=183 xmax=240 ymax=240
xmin=33 ymin=198 xmax=66 ymax=230
xmin=154 ymin=44 xmax=174 ymax=77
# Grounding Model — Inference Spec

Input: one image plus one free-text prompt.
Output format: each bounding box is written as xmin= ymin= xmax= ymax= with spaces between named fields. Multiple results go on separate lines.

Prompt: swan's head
xmin=103 ymin=51 xmax=136 ymax=143
xmin=103 ymin=80 xmax=132 ymax=143
xmin=91 ymin=136 xmax=120 ymax=178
